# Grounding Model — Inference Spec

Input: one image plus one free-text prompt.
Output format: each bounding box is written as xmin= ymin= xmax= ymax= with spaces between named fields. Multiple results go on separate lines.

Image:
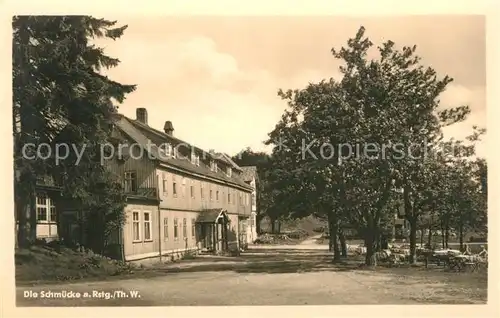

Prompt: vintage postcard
xmin=2 ymin=1 xmax=498 ymax=318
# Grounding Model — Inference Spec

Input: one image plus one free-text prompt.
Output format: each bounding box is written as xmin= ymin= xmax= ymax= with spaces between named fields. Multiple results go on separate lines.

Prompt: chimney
xmin=136 ymin=108 xmax=148 ymax=125
xmin=164 ymin=121 xmax=174 ymax=136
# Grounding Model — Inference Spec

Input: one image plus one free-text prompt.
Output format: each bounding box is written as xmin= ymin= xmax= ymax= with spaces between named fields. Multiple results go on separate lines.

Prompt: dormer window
xmin=210 ymin=160 xmax=215 ymax=171
xmin=227 ymin=167 xmax=232 ymax=177
xmin=191 ymin=151 xmax=200 ymax=166
xmin=173 ymin=146 xmax=178 ymax=159
xmin=163 ymin=143 xmax=173 ymax=157
xmin=214 ymin=162 xmax=218 ymax=173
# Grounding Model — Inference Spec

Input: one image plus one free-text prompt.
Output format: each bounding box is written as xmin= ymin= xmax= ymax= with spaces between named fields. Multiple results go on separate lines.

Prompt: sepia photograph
xmin=9 ymin=9 xmax=491 ymax=310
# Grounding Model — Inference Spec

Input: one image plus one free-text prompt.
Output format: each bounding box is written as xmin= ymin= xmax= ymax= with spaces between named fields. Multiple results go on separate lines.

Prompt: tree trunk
xmin=339 ymin=229 xmax=347 ymax=257
xmin=408 ymin=217 xmax=417 ymax=264
xmin=54 ymin=196 xmax=63 ymax=243
xmin=79 ymin=210 xmax=85 ymax=244
xmin=444 ymin=224 xmax=449 ymax=248
xmin=380 ymin=234 xmax=388 ymax=250
xmin=276 ymin=220 xmax=281 ymax=234
xmin=440 ymin=222 xmax=445 ymax=248
xmin=255 ymin=212 xmax=263 ymax=235
xmin=375 ymin=233 xmax=381 ymax=252
xmin=16 ymin=182 xmax=37 ymax=248
xmin=364 ymin=229 xmax=377 ymax=266
xmin=420 ymin=228 xmax=424 ymax=246
xmin=427 ymin=223 xmax=432 ymax=247
xmin=15 ymin=26 xmax=39 ymax=248
xmin=270 ymin=217 xmax=276 ymax=234
xmin=328 ymin=214 xmax=340 ymax=262
xmin=331 ymin=231 xmax=340 ymax=262
xmin=328 ymin=224 xmax=334 ymax=252
xmin=403 ymin=185 xmax=417 ymax=264
xmin=28 ymin=192 xmax=37 ymax=243
xmin=459 ymin=223 xmax=464 ymax=252
xmin=16 ymin=199 xmax=29 ymax=248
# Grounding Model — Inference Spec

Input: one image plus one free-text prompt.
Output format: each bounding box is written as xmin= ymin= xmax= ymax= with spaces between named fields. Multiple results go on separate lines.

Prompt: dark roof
xmin=35 ymin=174 xmax=62 ymax=192
xmin=220 ymin=153 xmax=243 ymax=172
xmin=240 ymin=166 xmax=257 ymax=183
xmin=196 ymin=209 xmax=229 ymax=223
xmin=113 ymin=115 xmax=252 ymax=191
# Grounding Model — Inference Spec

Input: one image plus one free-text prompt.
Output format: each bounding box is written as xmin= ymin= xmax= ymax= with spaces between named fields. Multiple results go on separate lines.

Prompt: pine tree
xmin=13 ymin=16 xmax=136 ymax=247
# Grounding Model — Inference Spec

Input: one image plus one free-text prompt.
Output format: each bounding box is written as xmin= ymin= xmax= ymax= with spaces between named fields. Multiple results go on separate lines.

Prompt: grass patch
xmin=15 ymin=243 xmax=137 ymax=285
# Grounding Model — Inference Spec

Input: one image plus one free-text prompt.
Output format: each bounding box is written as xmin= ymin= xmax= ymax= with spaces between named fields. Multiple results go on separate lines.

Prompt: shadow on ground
xmin=148 ymin=248 xmax=488 ymax=282
xmin=146 ymin=249 xmax=350 ymax=274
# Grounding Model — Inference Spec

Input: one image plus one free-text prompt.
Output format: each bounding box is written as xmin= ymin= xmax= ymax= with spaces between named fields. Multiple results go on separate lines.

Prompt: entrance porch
xmin=196 ymin=209 xmax=231 ymax=254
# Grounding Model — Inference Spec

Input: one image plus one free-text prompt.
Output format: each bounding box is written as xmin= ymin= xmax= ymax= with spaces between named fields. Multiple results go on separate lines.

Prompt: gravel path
xmin=16 ymin=241 xmax=487 ymax=306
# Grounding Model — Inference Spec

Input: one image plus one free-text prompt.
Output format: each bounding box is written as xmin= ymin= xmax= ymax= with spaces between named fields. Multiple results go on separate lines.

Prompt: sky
xmin=98 ymin=15 xmax=486 ymax=157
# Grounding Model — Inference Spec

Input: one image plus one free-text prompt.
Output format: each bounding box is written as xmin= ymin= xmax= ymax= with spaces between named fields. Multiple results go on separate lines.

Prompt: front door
xmin=200 ymin=224 xmax=213 ymax=250
xmin=60 ymin=211 xmax=79 ymax=244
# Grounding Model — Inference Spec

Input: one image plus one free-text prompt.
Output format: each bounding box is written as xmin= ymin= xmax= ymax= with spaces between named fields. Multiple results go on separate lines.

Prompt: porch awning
xmin=196 ymin=209 xmax=229 ymax=223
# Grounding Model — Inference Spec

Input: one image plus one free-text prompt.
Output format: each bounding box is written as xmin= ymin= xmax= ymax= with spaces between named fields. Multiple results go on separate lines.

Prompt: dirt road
xmin=16 ymin=243 xmax=486 ymax=306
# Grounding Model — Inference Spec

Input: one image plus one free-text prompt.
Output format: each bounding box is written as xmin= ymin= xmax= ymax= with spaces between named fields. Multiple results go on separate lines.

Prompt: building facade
xmin=240 ymin=166 xmax=258 ymax=244
xmin=23 ymin=108 xmax=253 ymax=263
xmin=106 ymin=108 xmax=253 ymax=262
xmin=14 ymin=174 xmax=63 ymax=246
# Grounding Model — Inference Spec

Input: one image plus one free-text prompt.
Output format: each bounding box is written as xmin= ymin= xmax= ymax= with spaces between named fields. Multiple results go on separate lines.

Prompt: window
xmin=36 ymin=193 xmax=56 ymax=223
xmin=227 ymin=167 xmax=232 ymax=177
xmin=200 ymin=183 xmax=204 ymax=199
xmin=216 ymin=190 xmax=219 ymax=201
xmin=174 ymin=218 xmax=179 ymax=239
xmin=191 ymin=218 xmax=196 ymax=237
xmin=164 ymin=143 xmax=173 ymax=157
xmin=132 ymin=211 xmax=141 ymax=241
xmin=210 ymin=189 xmax=213 ymax=201
xmin=36 ymin=193 xmax=47 ymax=222
xmin=50 ymin=203 xmax=56 ymax=221
xmin=214 ymin=162 xmax=218 ymax=173
xmin=173 ymin=146 xmax=178 ymax=158
xmin=163 ymin=218 xmax=169 ymax=241
xmin=172 ymin=176 xmax=177 ymax=197
xmin=182 ymin=218 xmax=187 ymax=238
xmin=228 ymin=192 xmax=231 ymax=203
xmin=210 ymin=160 xmax=215 ymax=171
xmin=124 ymin=171 xmax=137 ymax=192
xmin=239 ymin=193 xmax=243 ymax=205
xmin=182 ymin=178 xmax=186 ymax=197
xmin=162 ymin=173 xmax=168 ymax=194
xmin=191 ymin=151 xmax=200 ymax=166
xmin=190 ymin=183 xmax=195 ymax=198
xmin=143 ymin=212 xmax=152 ymax=241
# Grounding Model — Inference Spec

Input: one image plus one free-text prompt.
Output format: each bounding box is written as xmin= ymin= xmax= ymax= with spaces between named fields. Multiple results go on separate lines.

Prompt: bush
xmin=287 ymin=230 xmax=308 ymax=239
xmin=469 ymin=236 xmax=487 ymax=242
xmin=15 ymin=241 xmax=135 ymax=283
xmin=181 ymin=251 xmax=196 ymax=260
xmin=312 ymin=226 xmax=325 ymax=233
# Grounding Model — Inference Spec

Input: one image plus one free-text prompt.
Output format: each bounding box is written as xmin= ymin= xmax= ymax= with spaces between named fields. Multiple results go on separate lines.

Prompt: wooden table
xmin=448 ymin=256 xmax=479 ymax=272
